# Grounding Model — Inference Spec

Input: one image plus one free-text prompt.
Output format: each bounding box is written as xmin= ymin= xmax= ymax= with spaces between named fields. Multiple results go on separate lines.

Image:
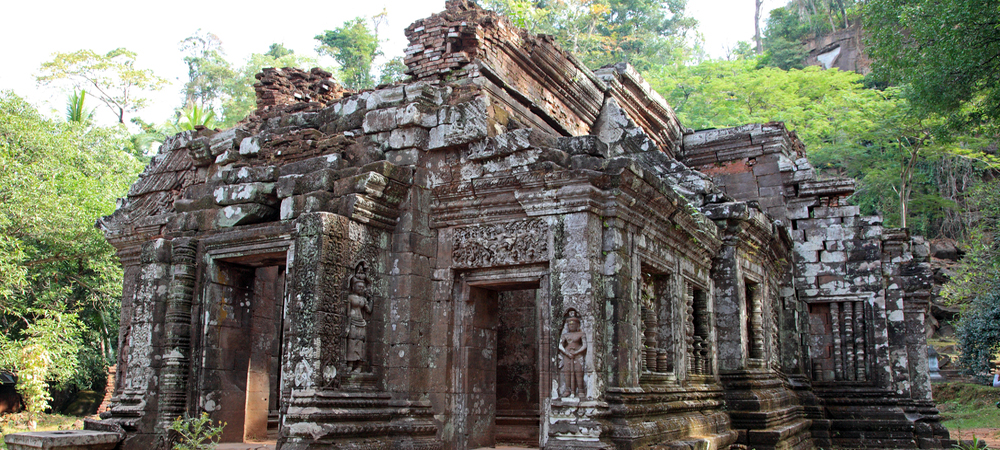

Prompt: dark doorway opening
xmin=464 ymin=283 xmax=541 ymax=449
xmin=203 ymin=258 xmax=285 ymax=443
xmin=495 ymin=289 xmax=540 ymax=446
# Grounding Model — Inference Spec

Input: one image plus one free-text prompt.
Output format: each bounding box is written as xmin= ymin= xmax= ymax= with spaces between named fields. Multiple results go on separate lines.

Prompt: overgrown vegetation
xmin=0 ymin=91 xmax=143 ymax=417
xmin=933 ymin=383 xmax=1000 ymax=430
xmin=169 ymin=413 xmax=225 ymax=450
xmin=0 ymin=412 xmax=83 ymax=447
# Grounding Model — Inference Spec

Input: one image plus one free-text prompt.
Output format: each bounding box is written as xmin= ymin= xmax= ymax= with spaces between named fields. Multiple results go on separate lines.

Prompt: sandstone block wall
xmin=92 ymin=2 xmax=949 ymax=450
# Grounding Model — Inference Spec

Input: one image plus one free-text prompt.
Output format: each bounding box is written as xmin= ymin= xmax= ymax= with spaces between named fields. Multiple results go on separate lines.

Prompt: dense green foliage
xmin=180 ymin=31 xmax=238 ymax=111
xmin=316 ymin=18 xmax=382 ymax=90
xmin=484 ymin=0 xmax=701 ymax=70
xmin=758 ymin=0 xmax=859 ymax=69
xmin=0 ymin=92 xmax=143 ymax=410
xmin=178 ymin=34 xmax=319 ymax=128
xmin=646 ymin=59 xmax=982 ymax=235
xmin=864 ymin=0 xmax=1000 ymax=131
xmin=955 ymin=289 xmax=1000 ymax=378
xmin=944 ymin=179 xmax=1000 ymax=301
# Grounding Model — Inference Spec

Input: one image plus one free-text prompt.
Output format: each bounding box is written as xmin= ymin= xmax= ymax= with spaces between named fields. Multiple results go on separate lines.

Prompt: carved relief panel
xmin=452 ymin=218 xmax=548 ymax=268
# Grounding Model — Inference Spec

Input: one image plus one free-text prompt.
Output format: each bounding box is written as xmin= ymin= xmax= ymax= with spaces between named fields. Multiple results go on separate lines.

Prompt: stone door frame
xmin=191 ymin=233 xmax=294 ymax=443
xmin=451 ymin=265 xmax=551 ymax=450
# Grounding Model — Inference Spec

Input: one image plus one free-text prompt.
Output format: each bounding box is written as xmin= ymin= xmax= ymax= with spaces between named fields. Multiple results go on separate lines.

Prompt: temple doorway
xmin=201 ymin=256 xmax=286 ymax=443
xmin=461 ymin=278 xmax=545 ymax=449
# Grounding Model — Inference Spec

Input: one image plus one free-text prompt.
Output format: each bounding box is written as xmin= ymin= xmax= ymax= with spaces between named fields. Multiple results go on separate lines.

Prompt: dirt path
xmin=952 ymin=428 xmax=1000 ymax=448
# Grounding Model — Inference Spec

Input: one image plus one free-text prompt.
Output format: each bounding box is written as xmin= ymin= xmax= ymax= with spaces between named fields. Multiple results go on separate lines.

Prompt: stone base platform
xmin=3 ymin=430 xmax=121 ymax=450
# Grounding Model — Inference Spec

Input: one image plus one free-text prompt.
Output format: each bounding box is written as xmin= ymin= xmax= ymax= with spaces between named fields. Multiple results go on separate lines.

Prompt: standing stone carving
xmin=559 ymin=309 xmax=587 ymax=398
xmin=346 ymin=262 xmax=372 ymax=373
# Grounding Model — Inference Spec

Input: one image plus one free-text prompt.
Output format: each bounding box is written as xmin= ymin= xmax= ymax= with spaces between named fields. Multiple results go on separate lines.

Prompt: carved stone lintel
xmin=452 ymin=218 xmax=548 ymax=268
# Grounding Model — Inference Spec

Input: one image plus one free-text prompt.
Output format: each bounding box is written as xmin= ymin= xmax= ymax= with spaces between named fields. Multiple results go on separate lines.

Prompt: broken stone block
xmin=214 ymin=150 xmax=242 ymax=166
xmin=558 ymin=135 xmax=609 ymax=157
xmin=277 ymin=153 xmax=342 ymax=177
xmin=239 ymin=136 xmax=262 ymax=156
xmin=363 ymin=108 xmax=400 ymax=134
xmin=396 ymin=102 xmax=439 ymax=128
xmin=213 ymin=182 xmax=276 ymax=206
xmin=209 ymin=128 xmax=249 ymax=156
xmin=215 ymin=203 xmax=276 ymax=227
xmin=187 ymin=137 xmax=214 ymax=166
xmin=389 ymin=128 xmax=430 ymax=149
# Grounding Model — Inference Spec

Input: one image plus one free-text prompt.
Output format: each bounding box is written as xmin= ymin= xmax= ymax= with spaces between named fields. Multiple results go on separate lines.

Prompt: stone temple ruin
xmin=95 ymin=2 xmax=951 ymax=449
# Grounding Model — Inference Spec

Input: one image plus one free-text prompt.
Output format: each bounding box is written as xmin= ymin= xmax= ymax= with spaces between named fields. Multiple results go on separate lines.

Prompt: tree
xmin=955 ymin=288 xmax=1000 ymax=380
xmin=484 ymin=0 xmax=701 ymax=70
xmin=0 ymin=92 xmax=143 ymax=409
xmin=646 ymin=59 xmax=993 ymax=236
xmin=36 ymin=48 xmax=167 ymax=124
xmin=378 ymin=57 xmax=407 ymax=86
xmin=759 ymin=7 xmax=809 ymax=70
xmin=754 ymin=0 xmax=764 ymax=54
xmin=316 ymin=17 xmax=381 ymax=90
xmin=944 ymin=179 xmax=1000 ymax=302
xmin=265 ymin=43 xmax=295 ymax=59
xmin=0 ymin=310 xmax=84 ymax=420
xmin=864 ymin=0 xmax=1000 ymax=130
xmin=179 ymin=30 xmax=238 ymax=110
xmin=217 ymin=46 xmax=320 ymax=127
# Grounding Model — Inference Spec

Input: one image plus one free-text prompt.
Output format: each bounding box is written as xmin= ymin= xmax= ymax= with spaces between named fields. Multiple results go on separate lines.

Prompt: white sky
xmin=1 ymin=0 xmax=779 ymax=126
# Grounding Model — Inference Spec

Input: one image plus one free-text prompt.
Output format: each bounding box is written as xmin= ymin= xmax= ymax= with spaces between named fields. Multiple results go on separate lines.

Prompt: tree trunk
xmin=899 ymin=142 xmax=921 ymax=230
xmin=754 ymin=0 xmax=764 ymax=54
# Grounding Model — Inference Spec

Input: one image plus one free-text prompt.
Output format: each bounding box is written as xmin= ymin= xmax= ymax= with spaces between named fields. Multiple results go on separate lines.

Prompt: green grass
xmin=934 ymin=382 xmax=1000 ymax=430
xmin=0 ymin=413 xmax=83 ymax=450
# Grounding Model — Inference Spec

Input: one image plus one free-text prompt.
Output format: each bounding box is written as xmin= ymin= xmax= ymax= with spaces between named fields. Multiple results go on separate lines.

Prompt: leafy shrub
xmin=169 ymin=412 xmax=225 ymax=450
xmin=955 ymin=289 xmax=1000 ymax=380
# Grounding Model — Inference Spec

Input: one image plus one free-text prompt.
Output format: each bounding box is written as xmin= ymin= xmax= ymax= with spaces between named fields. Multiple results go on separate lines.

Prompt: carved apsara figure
xmin=346 ymin=262 xmax=371 ymax=373
xmin=559 ymin=309 xmax=587 ymax=398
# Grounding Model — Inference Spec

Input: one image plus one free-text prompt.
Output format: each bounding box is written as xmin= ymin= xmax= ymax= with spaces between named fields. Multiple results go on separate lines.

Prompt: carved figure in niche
xmin=559 ymin=309 xmax=587 ymax=398
xmin=346 ymin=262 xmax=372 ymax=373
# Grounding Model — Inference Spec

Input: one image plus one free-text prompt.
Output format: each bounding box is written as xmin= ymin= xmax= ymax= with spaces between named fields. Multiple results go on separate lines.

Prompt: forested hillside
xmin=1 ymin=0 xmax=999 ymax=421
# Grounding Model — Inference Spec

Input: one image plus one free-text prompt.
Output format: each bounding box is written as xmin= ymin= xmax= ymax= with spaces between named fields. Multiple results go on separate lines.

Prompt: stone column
xmin=157 ymin=238 xmax=198 ymax=430
xmin=106 ymin=239 xmax=172 ymax=449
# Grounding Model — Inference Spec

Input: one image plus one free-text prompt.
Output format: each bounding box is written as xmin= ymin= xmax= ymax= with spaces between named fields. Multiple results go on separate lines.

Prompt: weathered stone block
xmin=4 ymin=430 xmax=121 ymax=450
xmin=396 ymin=102 xmax=439 ymax=128
xmin=215 ymin=203 xmax=276 ymax=227
xmin=277 ymin=153 xmax=342 ymax=177
xmin=389 ymin=128 xmax=430 ymax=149
xmin=366 ymin=85 xmax=406 ymax=110
xmin=213 ymin=182 xmax=276 ymax=206
xmin=558 ymin=135 xmax=609 ymax=157
xmin=239 ymin=136 xmax=262 ymax=156
xmin=428 ymin=99 xmax=489 ymax=149
xmin=363 ymin=108 xmax=399 ymax=134
xmin=386 ymin=149 xmax=422 ymax=166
